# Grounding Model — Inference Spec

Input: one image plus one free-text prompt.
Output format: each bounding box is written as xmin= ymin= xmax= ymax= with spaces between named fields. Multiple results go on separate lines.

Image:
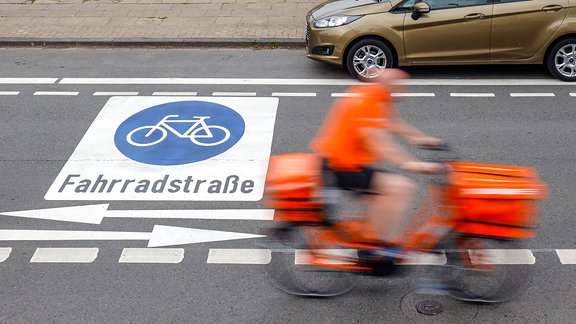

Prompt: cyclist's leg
xmin=363 ymin=171 xmax=416 ymax=243
xmin=331 ymin=167 xmax=416 ymax=243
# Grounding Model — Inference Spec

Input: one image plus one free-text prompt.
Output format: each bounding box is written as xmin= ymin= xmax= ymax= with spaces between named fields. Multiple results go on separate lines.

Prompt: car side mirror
xmin=411 ymin=2 xmax=430 ymax=20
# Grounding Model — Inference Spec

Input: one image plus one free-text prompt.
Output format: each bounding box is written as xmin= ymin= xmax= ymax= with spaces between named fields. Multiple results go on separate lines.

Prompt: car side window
xmin=426 ymin=0 xmax=489 ymax=9
xmin=396 ymin=0 xmax=488 ymax=11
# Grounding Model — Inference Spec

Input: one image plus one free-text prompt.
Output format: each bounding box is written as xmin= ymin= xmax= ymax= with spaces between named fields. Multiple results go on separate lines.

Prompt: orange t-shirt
xmin=310 ymin=84 xmax=395 ymax=171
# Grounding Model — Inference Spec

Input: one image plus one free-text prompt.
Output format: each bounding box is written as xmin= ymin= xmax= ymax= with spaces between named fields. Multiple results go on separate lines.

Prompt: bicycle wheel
xmin=265 ymin=223 xmax=358 ymax=297
xmin=190 ymin=125 xmax=230 ymax=146
xmin=127 ymin=126 xmax=167 ymax=147
xmin=442 ymin=236 xmax=534 ymax=303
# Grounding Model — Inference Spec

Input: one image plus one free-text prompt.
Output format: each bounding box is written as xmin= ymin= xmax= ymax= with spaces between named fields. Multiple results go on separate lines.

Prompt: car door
xmin=490 ymin=0 xmax=570 ymax=60
xmin=402 ymin=0 xmax=493 ymax=63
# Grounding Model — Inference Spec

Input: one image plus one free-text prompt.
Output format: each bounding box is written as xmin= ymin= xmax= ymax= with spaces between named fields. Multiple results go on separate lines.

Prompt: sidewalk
xmin=0 ymin=0 xmax=321 ymax=47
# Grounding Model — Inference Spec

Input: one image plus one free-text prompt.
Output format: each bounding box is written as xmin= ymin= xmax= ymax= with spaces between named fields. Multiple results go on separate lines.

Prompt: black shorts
xmin=322 ymin=161 xmax=384 ymax=194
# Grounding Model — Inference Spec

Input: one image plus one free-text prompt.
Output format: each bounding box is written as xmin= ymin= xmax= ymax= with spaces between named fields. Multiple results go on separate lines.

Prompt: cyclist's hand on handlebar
xmin=401 ymin=161 xmax=445 ymax=174
xmin=412 ymin=137 xmax=447 ymax=150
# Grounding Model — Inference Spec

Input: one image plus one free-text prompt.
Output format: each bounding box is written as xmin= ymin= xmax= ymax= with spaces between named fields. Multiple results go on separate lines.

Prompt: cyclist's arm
xmin=388 ymin=117 xmax=441 ymax=147
xmin=360 ymin=127 xmax=440 ymax=173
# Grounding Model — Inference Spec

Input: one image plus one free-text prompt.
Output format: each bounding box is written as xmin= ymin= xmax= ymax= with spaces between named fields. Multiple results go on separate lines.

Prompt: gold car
xmin=306 ymin=0 xmax=576 ymax=81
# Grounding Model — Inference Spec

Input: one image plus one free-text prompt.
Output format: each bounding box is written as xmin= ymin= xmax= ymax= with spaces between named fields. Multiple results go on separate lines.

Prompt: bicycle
xmin=127 ymin=114 xmax=231 ymax=147
xmin=262 ymin=148 xmax=547 ymax=303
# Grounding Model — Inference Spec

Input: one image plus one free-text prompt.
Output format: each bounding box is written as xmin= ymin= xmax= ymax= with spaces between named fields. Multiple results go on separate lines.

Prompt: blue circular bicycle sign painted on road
xmin=114 ymin=101 xmax=245 ymax=165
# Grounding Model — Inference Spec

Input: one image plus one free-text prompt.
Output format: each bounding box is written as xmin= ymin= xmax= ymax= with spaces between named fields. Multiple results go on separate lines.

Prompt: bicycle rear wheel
xmin=443 ymin=236 xmax=534 ymax=303
xmin=265 ymin=223 xmax=358 ymax=297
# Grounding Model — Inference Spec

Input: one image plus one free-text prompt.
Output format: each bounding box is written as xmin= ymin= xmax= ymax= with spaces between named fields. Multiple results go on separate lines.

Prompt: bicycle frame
xmin=146 ymin=114 xmax=214 ymax=139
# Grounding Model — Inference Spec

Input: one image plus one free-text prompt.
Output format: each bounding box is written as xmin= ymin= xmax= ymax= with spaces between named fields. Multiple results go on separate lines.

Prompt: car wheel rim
xmin=352 ymin=45 xmax=387 ymax=79
xmin=554 ymin=43 xmax=576 ymax=78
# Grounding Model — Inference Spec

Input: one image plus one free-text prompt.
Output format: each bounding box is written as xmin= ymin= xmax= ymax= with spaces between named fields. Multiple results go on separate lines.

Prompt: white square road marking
xmin=45 ymin=96 xmax=278 ymax=201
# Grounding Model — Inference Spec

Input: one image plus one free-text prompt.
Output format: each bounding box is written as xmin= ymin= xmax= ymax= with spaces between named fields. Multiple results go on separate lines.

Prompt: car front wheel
xmin=346 ymin=39 xmax=394 ymax=83
xmin=547 ymin=38 xmax=576 ymax=82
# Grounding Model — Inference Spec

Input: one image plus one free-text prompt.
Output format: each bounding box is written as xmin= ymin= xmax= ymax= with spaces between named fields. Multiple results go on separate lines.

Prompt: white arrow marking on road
xmin=0 ymin=204 xmax=274 ymax=224
xmin=0 ymin=226 xmax=265 ymax=248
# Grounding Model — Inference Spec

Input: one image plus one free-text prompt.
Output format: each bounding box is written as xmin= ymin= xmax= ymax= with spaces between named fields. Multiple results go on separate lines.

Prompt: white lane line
xmin=450 ymin=93 xmax=495 ymax=97
xmin=510 ymin=93 xmax=555 ymax=97
xmin=331 ymin=93 xmax=363 ymax=97
xmin=271 ymin=92 xmax=317 ymax=97
xmin=469 ymin=249 xmax=535 ymax=265
xmin=57 ymin=78 xmax=572 ymax=86
xmin=33 ymin=91 xmax=79 ymax=96
xmin=30 ymin=248 xmax=98 ymax=263
xmin=93 ymin=92 xmax=139 ymax=96
xmin=152 ymin=92 xmax=198 ymax=96
xmin=0 ymin=248 xmax=12 ymax=262
xmin=570 ymin=93 xmax=576 ymax=97
xmin=207 ymin=249 xmax=271 ymax=264
xmin=556 ymin=249 xmax=576 ymax=264
xmin=334 ymin=92 xmax=436 ymax=97
xmin=119 ymin=248 xmax=184 ymax=263
xmin=400 ymin=252 xmax=446 ymax=265
xmin=212 ymin=92 xmax=257 ymax=96
xmin=0 ymin=91 xmax=19 ymax=95
xmin=393 ymin=93 xmax=436 ymax=97
xmin=0 ymin=78 xmax=58 ymax=84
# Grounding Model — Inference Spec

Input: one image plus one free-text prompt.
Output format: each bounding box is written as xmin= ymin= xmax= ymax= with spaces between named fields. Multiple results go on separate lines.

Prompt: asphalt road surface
xmin=0 ymin=47 xmax=575 ymax=323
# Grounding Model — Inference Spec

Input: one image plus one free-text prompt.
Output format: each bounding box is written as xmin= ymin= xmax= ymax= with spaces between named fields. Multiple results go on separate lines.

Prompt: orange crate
xmin=448 ymin=162 xmax=547 ymax=239
xmin=265 ymin=153 xmax=324 ymax=222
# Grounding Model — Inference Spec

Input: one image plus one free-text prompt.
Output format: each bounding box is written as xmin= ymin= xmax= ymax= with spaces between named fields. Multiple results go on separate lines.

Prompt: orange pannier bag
xmin=264 ymin=153 xmax=324 ymax=222
xmin=448 ymin=162 xmax=547 ymax=239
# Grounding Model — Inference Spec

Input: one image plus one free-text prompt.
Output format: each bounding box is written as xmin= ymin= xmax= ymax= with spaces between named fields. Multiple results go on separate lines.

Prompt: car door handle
xmin=542 ymin=5 xmax=563 ymax=12
xmin=464 ymin=13 xmax=485 ymax=20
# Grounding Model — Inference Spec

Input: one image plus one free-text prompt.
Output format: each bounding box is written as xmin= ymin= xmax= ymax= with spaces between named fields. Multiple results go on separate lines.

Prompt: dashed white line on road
xmin=0 ymin=91 xmax=19 ymax=95
xmin=152 ymin=92 xmax=198 ymax=96
xmin=0 ymin=248 xmax=11 ymax=262
xmin=555 ymin=249 xmax=576 ymax=264
xmin=30 ymin=248 xmax=99 ymax=263
xmin=570 ymin=93 xmax=576 ymax=97
xmin=393 ymin=93 xmax=436 ymax=97
xmin=93 ymin=92 xmax=139 ymax=96
xmin=207 ymin=249 xmax=271 ymax=264
xmin=271 ymin=92 xmax=317 ymax=97
xmin=510 ymin=93 xmax=555 ymax=97
xmin=212 ymin=92 xmax=257 ymax=96
xmin=450 ymin=93 xmax=495 ymax=97
xmin=119 ymin=248 xmax=184 ymax=264
xmin=33 ymin=91 xmax=79 ymax=96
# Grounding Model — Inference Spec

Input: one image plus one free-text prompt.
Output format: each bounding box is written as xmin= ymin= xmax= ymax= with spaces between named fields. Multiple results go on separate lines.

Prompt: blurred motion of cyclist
xmin=310 ymin=68 xmax=443 ymax=258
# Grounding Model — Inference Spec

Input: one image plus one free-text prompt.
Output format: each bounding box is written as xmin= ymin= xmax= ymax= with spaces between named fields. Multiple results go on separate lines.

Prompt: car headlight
xmin=313 ymin=15 xmax=362 ymax=28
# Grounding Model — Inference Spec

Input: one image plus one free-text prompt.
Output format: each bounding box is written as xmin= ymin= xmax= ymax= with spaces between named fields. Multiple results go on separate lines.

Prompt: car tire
xmin=546 ymin=38 xmax=576 ymax=82
xmin=346 ymin=39 xmax=394 ymax=83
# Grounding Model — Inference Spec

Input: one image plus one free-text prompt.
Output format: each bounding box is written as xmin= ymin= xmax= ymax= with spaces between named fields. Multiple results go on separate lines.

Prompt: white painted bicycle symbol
xmin=126 ymin=114 xmax=231 ymax=147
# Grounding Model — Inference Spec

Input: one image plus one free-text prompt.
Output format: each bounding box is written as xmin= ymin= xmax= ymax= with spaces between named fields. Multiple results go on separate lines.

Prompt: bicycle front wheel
xmin=190 ymin=125 xmax=230 ymax=146
xmin=443 ymin=236 xmax=534 ymax=303
xmin=265 ymin=224 xmax=358 ymax=297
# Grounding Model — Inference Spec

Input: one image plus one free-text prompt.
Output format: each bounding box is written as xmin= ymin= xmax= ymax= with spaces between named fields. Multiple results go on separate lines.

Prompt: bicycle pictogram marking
xmin=126 ymin=114 xmax=231 ymax=147
xmin=114 ymin=101 xmax=245 ymax=166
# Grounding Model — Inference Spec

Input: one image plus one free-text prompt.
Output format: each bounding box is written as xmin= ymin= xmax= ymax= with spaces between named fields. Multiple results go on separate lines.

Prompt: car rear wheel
xmin=547 ymin=38 xmax=576 ymax=82
xmin=346 ymin=39 xmax=394 ymax=83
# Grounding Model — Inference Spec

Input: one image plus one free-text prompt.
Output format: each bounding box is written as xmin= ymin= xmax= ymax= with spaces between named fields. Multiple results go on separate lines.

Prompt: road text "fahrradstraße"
xmin=58 ymin=174 xmax=255 ymax=195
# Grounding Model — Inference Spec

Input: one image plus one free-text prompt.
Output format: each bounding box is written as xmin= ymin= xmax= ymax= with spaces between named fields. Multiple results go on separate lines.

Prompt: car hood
xmin=309 ymin=0 xmax=391 ymax=19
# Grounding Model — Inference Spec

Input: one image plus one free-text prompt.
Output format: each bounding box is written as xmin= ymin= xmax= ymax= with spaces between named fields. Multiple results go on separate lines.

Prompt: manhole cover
xmin=401 ymin=291 xmax=479 ymax=323
xmin=415 ymin=300 xmax=443 ymax=316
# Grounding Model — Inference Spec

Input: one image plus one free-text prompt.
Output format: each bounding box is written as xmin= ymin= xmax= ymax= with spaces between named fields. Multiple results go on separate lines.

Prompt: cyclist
xmin=310 ymin=68 xmax=443 ymax=258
